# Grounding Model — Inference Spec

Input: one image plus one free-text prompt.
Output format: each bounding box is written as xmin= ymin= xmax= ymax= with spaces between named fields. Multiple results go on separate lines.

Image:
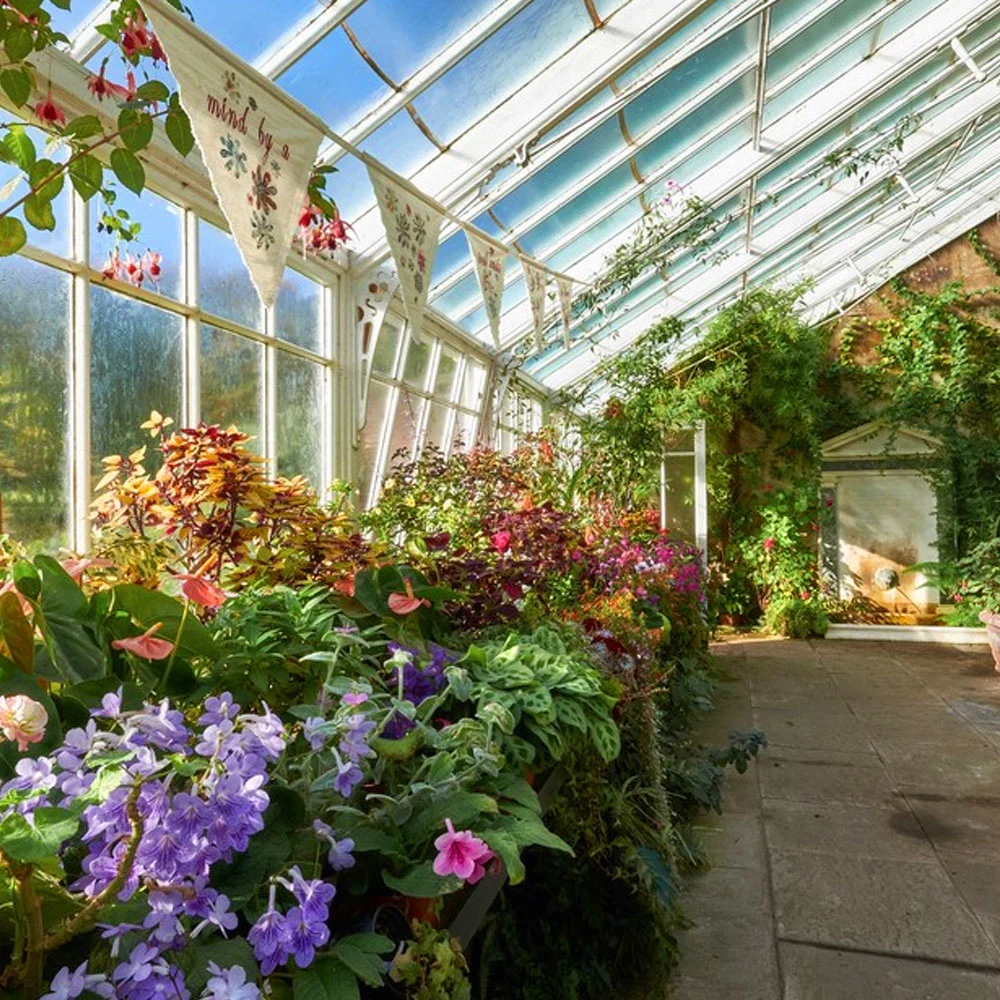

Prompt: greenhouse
xmin=4 ymin=0 xmax=1000 ymax=996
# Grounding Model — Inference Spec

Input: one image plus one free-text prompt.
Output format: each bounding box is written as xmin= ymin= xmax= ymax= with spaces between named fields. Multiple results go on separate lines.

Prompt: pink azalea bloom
xmin=0 ymin=695 xmax=48 ymax=751
xmin=387 ymin=579 xmax=429 ymax=616
xmin=176 ymin=574 xmax=227 ymax=609
xmin=112 ymin=622 xmax=174 ymax=660
xmin=433 ymin=819 xmax=492 ymax=881
xmin=34 ymin=93 xmax=66 ymax=128
xmin=491 ymin=531 xmax=512 ymax=554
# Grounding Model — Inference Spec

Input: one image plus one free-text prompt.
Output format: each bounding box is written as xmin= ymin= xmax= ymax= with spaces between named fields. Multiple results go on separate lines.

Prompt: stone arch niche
xmin=820 ymin=421 xmax=944 ymax=617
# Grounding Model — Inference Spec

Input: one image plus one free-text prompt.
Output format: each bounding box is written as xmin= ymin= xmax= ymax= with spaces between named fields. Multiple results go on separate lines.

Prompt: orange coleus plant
xmin=91 ymin=418 xmax=381 ymax=589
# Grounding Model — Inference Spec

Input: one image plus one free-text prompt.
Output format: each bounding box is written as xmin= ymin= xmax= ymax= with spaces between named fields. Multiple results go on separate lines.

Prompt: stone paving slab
xmin=671 ymin=638 xmax=1000 ymax=998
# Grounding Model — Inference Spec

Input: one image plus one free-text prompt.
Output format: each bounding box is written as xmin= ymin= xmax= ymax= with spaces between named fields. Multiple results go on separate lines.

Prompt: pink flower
xmin=112 ymin=622 xmax=174 ymax=660
xmin=60 ymin=557 xmax=113 ymax=581
xmin=120 ymin=13 xmax=151 ymax=58
xmin=491 ymin=531 xmax=512 ymax=554
xmin=0 ymin=695 xmax=48 ymax=752
xmin=34 ymin=93 xmax=66 ymax=128
xmin=433 ymin=819 xmax=492 ymax=881
xmin=142 ymin=250 xmax=161 ymax=282
xmin=467 ymin=849 xmax=497 ymax=885
xmin=387 ymin=578 xmax=429 ymax=616
xmin=763 ymin=537 xmax=775 ymax=552
xmin=176 ymin=574 xmax=226 ymax=609
xmin=342 ymin=692 xmax=368 ymax=707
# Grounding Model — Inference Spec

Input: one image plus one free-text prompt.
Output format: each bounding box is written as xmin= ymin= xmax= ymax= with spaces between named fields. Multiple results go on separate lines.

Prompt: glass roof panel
xmin=344 ymin=0 xmax=504 ymax=84
xmin=50 ymin=0 xmax=104 ymax=40
xmin=185 ymin=0 xmax=319 ymax=63
xmin=276 ymin=26 xmax=391 ymax=132
xmin=359 ymin=109 xmax=438 ymax=178
xmin=411 ymin=0 xmax=594 ymax=143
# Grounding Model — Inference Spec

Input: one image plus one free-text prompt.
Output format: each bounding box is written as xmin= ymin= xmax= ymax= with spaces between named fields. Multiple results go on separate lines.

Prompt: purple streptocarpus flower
xmin=41 ymin=961 xmax=113 ymax=1000
xmin=285 ymin=904 xmax=330 ymax=969
xmin=333 ymin=759 xmax=364 ymax=798
xmin=285 ymin=865 xmax=336 ymax=923
xmin=203 ymin=963 xmax=260 ymax=1000
xmin=313 ymin=819 xmax=356 ymax=871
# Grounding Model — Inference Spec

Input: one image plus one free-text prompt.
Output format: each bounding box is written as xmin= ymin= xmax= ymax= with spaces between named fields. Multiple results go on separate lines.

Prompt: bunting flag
xmin=368 ymin=165 xmax=444 ymax=343
xmin=465 ymin=228 xmax=507 ymax=348
xmin=557 ymin=276 xmax=574 ymax=350
xmin=520 ymin=255 xmax=549 ymax=352
xmin=142 ymin=0 xmax=324 ymax=308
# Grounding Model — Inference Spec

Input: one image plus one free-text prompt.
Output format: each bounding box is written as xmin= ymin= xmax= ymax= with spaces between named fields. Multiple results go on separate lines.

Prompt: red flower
xmin=34 ymin=93 xmax=66 ymax=128
xmin=121 ymin=13 xmax=151 ymax=58
xmin=763 ymin=537 xmax=775 ymax=552
xmin=112 ymin=622 xmax=174 ymax=660
xmin=501 ymin=581 xmax=522 ymax=601
xmin=491 ymin=531 xmax=512 ymax=554
xmin=176 ymin=573 xmax=227 ymax=609
xmin=333 ymin=576 xmax=355 ymax=597
xmin=424 ymin=532 xmax=451 ymax=551
xmin=387 ymin=578 xmax=429 ymax=616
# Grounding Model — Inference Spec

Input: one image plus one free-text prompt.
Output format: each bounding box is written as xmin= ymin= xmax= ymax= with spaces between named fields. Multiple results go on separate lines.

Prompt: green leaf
xmin=118 ymin=108 xmax=153 ymax=152
xmin=112 ymin=584 xmax=219 ymax=658
xmin=0 ymin=216 xmax=26 ymax=256
xmin=331 ymin=935 xmax=393 ymax=988
xmin=0 ymin=591 xmax=33 ymax=672
xmin=23 ymin=193 xmax=55 ymax=231
xmin=0 ymin=67 xmax=30 ymax=107
xmin=481 ymin=829 xmax=524 ymax=884
xmin=4 ymin=25 xmax=33 ymax=62
xmin=12 ymin=561 xmax=41 ymax=601
xmin=0 ymin=807 xmax=77 ymax=862
xmin=109 ymin=147 xmax=144 ymax=194
xmin=165 ymin=107 xmax=194 ymax=157
xmin=62 ymin=115 xmax=104 ymax=140
xmin=211 ymin=827 xmax=290 ymax=906
xmin=135 ymin=80 xmax=169 ymax=103
xmin=33 ymin=556 xmax=105 ymax=683
xmin=68 ymin=154 xmax=103 ymax=200
xmin=501 ymin=813 xmax=573 ymax=855
xmin=2 ymin=126 xmax=35 ymax=171
xmin=404 ymin=790 xmax=498 ymax=846
xmin=29 ymin=159 xmax=65 ymax=203
xmin=554 ymin=698 xmax=589 ymax=732
xmin=588 ymin=716 xmax=622 ymax=763
xmin=294 ymin=958 xmax=360 ymax=1000
xmin=382 ymin=861 xmax=463 ymax=898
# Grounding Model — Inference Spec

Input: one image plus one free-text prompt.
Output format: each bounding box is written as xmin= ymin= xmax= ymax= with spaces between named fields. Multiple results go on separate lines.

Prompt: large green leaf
xmin=33 ymin=555 xmax=105 ymax=683
xmin=23 ymin=192 xmax=55 ymax=231
xmin=118 ymin=108 xmax=153 ymax=152
xmin=481 ymin=828 xmax=524 ymax=884
xmin=112 ymin=584 xmax=219 ymax=658
xmin=165 ymin=106 xmax=195 ymax=157
xmin=293 ymin=958 xmax=360 ymax=1000
xmin=0 ymin=66 xmax=30 ymax=107
xmin=110 ymin=147 xmax=144 ymax=194
xmin=0 ymin=591 xmax=33 ymax=671
xmin=382 ymin=861 xmax=463 ymax=898
xmin=330 ymin=935 xmax=393 ymax=988
xmin=404 ymin=791 xmax=498 ymax=846
xmin=68 ymin=153 xmax=103 ymax=200
xmin=0 ymin=216 xmax=26 ymax=256
xmin=588 ymin=716 xmax=622 ymax=763
xmin=0 ymin=807 xmax=77 ymax=863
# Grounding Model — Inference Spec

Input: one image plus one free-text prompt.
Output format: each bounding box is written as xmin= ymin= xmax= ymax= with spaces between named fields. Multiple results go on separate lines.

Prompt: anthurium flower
xmin=60 ymin=557 xmax=113 ymax=582
xmin=176 ymin=573 xmax=226 ymax=609
xmin=0 ymin=694 xmax=48 ymax=751
xmin=112 ymin=622 xmax=175 ymax=660
xmin=491 ymin=530 xmax=512 ymax=554
xmin=387 ymin=578 xmax=429 ymax=616
xmin=433 ymin=819 xmax=492 ymax=881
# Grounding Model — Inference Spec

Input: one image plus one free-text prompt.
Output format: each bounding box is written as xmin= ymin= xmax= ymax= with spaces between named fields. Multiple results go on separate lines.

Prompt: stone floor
xmin=670 ymin=637 xmax=1000 ymax=1000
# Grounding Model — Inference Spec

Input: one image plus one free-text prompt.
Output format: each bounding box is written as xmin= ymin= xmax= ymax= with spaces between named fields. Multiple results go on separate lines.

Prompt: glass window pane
xmin=663 ymin=454 xmax=696 ymax=542
xmin=91 ymin=288 xmax=183 ymax=478
xmin=359 ymin=380 xmax=392 ymax=506
xmin=452 ymin=411 xmax=478 ymax=453
xmin=402 ymin=335 xmax=432 ymax=388
xmin=371 ymin=317 xmax=402 ymax=376
xmin=461 ymin=361 xmax=487 ymax=410
xmin=276 ymin=268 xmax=322 ymax=353
xmin=433 ymin=347 xmax=459 ymax=399
xmin=423 ymin=402 xmax=452 ymax=452
xmin=385 ymin=390 xmax=421 ymax=472
xmin=200 ymin=326 xmax=262 ymax=441
xmin=91 ymin=185 xmax=184 ymax=300
xmin=199 ymin=220 xmax=262 ymax=330
xmin=0 ymin=257 xmax=70 ymax=549
xmin=276 ymin=350 xmax=324 ymax=487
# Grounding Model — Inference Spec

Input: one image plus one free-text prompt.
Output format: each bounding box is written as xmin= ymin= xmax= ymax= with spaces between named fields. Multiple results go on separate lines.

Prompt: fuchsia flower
xmin=491 ymin=531 xmax=512 ymax=554
xmin=112 ymin=622 xmax=175 ymax=660
xmin=0 ymin=695 xmax=48 ymax=751
xmin=176 ymin=574 xmax=227 ymax=609
xmin=34 ymin=92 xmax=66 ymax=128
xmin=433 ymin=819 xmax=493 ymax=882
xmin=387 ymin=578 xmax=429 ymax=616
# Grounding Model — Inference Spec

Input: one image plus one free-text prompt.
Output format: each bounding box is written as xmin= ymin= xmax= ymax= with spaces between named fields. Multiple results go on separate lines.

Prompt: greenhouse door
xmin=660 ymin=422 xmax=708 ymax=569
